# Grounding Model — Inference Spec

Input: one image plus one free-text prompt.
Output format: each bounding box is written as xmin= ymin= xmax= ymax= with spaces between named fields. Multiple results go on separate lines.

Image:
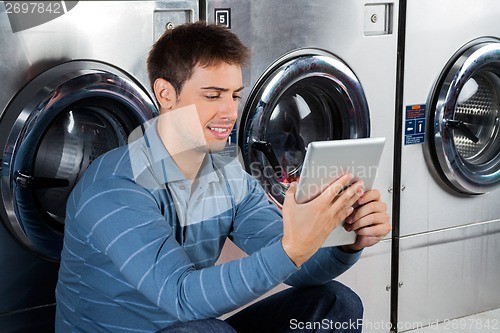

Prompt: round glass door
xmin=427 ymin=38 xmax=500 ymax=194
xmin=0 ymin=60 xmax=157 ymax=260
xmin=240 ymin=49 xmax=370 ymax=206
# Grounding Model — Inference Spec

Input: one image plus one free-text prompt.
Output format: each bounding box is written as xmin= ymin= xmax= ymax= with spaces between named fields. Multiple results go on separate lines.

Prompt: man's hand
xmin=341 ymin=189 xmax=391 ymax=252
xmin=281 ymin=174 xmax=365 ymax=267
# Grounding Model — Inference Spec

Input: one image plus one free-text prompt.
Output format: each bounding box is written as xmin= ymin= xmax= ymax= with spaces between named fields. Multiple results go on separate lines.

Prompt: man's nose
xmin=220 ymin=96 xmax=238 ymax=120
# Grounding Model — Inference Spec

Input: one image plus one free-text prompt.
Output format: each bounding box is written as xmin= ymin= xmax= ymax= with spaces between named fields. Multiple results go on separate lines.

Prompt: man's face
xmin=172 ymin=62 xmax=243 ymax=153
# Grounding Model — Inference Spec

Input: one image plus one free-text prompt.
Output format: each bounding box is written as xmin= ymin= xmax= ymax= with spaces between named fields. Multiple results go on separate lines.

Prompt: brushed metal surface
xmin=398 ymin=220 xmax=500 ymax=331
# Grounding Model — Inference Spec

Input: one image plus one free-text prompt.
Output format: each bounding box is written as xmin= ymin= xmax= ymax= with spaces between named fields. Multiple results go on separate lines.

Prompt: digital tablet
xmin=294 ymin=137 xmax=386 ymax=247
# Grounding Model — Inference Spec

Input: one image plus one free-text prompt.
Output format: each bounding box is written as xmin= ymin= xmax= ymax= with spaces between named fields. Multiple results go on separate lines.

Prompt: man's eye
xmin=233 ymin=95 xmax=241 ymax=100
xmin=206 ymin=95 xmax=220 ymax=100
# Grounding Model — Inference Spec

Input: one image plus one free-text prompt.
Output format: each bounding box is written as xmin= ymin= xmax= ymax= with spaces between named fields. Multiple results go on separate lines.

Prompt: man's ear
xmin=153 ymin=78 xmax=177 ymax=111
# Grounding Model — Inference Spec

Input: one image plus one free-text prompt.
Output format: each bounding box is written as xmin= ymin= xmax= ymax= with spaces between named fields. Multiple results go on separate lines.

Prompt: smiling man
xmin=55 ymin=22 xmax=391 ymax=333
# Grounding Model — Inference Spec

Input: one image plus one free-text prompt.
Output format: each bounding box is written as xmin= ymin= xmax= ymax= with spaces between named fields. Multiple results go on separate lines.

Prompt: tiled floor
xmin=410 ymin=308 xmax=500 ymax=332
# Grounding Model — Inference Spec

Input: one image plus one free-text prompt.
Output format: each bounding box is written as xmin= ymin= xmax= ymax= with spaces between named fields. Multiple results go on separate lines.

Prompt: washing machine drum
xmin=428 ymin=39 xmax=500 ymax=194
xmin=240 ymin=49 xmax=370 ymax=206
xmin=0 ymin=60 xmax=157 ymax=260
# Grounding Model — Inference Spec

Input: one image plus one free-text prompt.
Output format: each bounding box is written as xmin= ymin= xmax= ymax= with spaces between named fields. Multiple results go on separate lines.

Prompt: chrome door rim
xmin=240 ymin=48 xmax=370 ymax=206
xmin=0 ymin=60 xmax=157 ymax=259
xmin=428 ymin=38 xmax=500 ymax=195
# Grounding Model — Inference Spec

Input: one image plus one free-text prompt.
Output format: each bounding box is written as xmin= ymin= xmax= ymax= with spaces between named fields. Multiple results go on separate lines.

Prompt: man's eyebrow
xmin=201 ymin=86 xmax=245 ymax=92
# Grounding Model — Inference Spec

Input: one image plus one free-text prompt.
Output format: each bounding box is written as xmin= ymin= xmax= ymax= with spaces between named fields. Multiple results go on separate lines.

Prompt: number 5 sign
xmin=215 ymin=8 xmax=231 ymax=28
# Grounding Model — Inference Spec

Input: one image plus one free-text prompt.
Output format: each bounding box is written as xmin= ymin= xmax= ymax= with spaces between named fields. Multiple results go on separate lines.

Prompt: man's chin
xmin=207 ymin=141 xmax=228 ymax=154
xmin=191 ymin=142 xmax=227 ymax=154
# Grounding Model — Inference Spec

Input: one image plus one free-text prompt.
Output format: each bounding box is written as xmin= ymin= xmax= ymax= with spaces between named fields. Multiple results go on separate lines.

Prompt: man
xmin=55 ymin=22 xmax=391 ymax=332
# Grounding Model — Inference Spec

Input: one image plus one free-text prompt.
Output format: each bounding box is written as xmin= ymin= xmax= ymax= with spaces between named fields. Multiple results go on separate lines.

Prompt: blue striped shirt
xmin=55 ymin=120 xmax=361 ymax=332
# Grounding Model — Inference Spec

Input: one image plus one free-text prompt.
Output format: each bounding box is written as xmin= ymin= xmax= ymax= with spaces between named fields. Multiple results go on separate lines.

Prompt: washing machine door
xmin=239 ymin=49 xmax=370 ymax=206
xmin=427 ymin=38 xmax=500 ymax=194
xmin=0 ymin=60 xmax=158 ymax=260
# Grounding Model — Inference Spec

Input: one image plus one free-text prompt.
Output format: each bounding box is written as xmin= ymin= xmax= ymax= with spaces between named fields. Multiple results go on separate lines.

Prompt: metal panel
xmin=398 ymin=220 xmax=500 ymax=330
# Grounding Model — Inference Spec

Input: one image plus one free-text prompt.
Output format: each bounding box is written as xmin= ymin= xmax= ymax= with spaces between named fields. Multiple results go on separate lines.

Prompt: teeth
xmin=210 ymin=128 xmax=227 ymax=133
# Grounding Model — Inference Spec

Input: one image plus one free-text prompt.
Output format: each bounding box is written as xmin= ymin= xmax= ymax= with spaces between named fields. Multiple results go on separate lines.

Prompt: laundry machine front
xmin=398 ymin=0 xmax=500 ymax=328
xmin=0 ymin=1 xmax=198 ymax=331
xmin=204 ymin=1 xmax=399 ymax=330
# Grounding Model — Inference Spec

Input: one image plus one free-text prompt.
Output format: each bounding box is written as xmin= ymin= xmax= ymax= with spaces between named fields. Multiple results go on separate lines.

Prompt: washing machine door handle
xmin=251 ymin=141 xmax=286 ymax=181
xmin=444 ymin=119 xmax=479 ymax=143
xmin=14 ymin=171 xmax=70 ymax=189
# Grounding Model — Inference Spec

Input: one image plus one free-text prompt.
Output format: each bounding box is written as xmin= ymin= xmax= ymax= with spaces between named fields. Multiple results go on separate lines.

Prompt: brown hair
xmin=147 ymin=21 xmax=250 ymax=97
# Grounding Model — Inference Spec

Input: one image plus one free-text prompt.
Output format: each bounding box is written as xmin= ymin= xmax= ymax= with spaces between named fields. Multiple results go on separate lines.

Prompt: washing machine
xmin=203 ymin=1 xmax=399 ymax=331
xmin=0 ymin=1 xmax=198 ymax=331
xmin=397 ymin=0 xmax=500 ymax=329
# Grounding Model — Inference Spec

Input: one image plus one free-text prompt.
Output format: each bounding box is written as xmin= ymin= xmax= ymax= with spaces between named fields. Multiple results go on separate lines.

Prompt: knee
xmin=322 ymin=281 xmax=364 ymax=319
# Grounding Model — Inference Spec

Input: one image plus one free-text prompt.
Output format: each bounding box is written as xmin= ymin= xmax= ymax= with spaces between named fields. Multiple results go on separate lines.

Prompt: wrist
xmin=340 ymin=244 xmax=363 ymax=253
xmin=281 ymin=238 xmax=304 ymax=268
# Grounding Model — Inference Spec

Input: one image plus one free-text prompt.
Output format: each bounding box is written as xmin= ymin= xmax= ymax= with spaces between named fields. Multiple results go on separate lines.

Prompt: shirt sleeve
xmin=230 ymin=174 xmax=361 ymax=287
xmin=75 ymin=176 xmax=298 ymax=322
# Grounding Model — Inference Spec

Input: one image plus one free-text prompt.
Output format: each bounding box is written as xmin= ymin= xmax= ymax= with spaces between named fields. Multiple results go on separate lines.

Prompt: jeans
xmin=157 ymin=280 xmax=363 ymax=332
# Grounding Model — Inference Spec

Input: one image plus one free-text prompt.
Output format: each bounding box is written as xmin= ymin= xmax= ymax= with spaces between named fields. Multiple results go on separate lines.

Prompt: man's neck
xmin=156 ymin=123 xmax=207 ymax=181
xmin=170 ymin=148 xmax=206 ymax=181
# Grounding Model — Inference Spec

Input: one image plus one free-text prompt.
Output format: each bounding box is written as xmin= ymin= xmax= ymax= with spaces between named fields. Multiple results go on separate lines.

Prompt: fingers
xmin=351 ymin=218 xmax=391 ymax=250
xmin=352 ymin=199 xmax=387 ymax=222
xmin=284 ymin=181 xmax=298 ymax=202
xmin=346 ymin=189 xmax=385 ymax=225
xmin=318 ymin=173 xmax=354 ymax=203
xmin=341 ymin=180 xmax=365 ymax=207
xmin=355 ymin=219 xmax=392 ymax=238
xmin=325 ymin=179 xmax=365 ymax=228
xmin=342 ymin=188 xmax=391 ymax=251
xmin=345 ymin=210 xmax=390 ymax=232
xmin=344 ymin=201 xmax=390 ymax=238
xmin=356 ymin=188 xmax=381 ymax=206
xmin=331 ymin=179 xmax=364 ymax=209
xmin=343 ymin=210 xmax=391 ymax=252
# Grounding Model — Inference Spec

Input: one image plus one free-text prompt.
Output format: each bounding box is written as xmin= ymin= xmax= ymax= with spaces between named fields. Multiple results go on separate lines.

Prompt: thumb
xmin=284 ymin=182 xmax=298 ymax=201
